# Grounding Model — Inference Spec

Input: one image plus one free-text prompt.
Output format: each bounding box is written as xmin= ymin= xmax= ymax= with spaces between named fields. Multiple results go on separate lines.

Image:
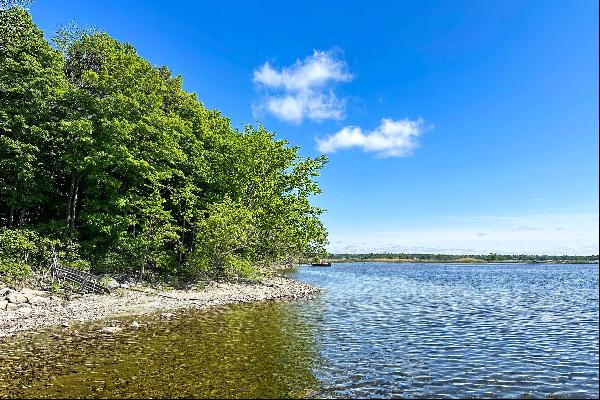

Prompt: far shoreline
xmin=302 ymin=259 xmax=598 ymax=265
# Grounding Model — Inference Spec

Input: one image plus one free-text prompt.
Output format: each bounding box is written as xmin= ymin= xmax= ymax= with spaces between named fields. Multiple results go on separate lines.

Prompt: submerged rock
xmin=100 ymin=326 xmax=122 ymax=334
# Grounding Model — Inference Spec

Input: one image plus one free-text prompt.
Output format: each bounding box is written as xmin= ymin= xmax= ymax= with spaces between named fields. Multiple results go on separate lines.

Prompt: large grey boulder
xmin=6 ymin=291 xmax=28 ymax=304
xmin=6 ymin=302 xmax=27 ymax=311
xmin=105 ymin=278 xmax=120 ymax=290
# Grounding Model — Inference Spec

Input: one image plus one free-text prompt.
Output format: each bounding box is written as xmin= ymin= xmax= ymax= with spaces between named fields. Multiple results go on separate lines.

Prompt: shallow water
xmin=0 ymin=263 xmax=598 ymax=398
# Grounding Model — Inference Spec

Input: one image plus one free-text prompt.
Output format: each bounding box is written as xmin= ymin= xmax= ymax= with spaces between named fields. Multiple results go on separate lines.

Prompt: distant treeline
xmin=327 ymin=253 xmax=599 ymax=264
xmin=0 ymin=6 xmax=328 ymax=285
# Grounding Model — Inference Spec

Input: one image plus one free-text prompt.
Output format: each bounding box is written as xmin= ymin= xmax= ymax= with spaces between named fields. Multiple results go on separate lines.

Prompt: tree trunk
xmin=67 ymin=172 xmax=75 ymax=227
xmin=19 ymin=208 xmax=25 ymax=226
xmin=70 ymin=175 xmax=81 ymax=230
xmin=8 ymin=206 xmax=13 ymax=227
xmin=179 ymin=219 xmax=185 ymax=265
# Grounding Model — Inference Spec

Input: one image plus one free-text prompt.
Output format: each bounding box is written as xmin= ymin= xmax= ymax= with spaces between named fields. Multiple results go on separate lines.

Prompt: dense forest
xmin=0 ymin=6 xmax=328 ymax=285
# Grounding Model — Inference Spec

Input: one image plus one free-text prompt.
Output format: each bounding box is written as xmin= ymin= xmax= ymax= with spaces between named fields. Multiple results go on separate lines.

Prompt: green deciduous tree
xmin=0 ymin=7 xmax=66 ymax=227
xmin=0 ymin=7 xmax=328 ymax=282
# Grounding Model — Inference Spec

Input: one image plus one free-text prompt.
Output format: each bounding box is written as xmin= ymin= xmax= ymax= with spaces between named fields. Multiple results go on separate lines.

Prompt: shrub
xmin=0 ymin=228 xmax=90 ymax=274
xmin=0 ymin=261 xmax=31 ymax=285
xmin=187 ymin=198 xmax=259 ymax=280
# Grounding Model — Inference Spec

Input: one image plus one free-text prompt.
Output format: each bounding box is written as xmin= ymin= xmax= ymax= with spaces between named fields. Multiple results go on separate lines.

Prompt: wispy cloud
xmin=316 ymin=118 xmax=428 ymax=157
xmin=326 ymin=212 xmax=600 ymax=255
xmin=252 ymin=50 xmax=353 ymax=123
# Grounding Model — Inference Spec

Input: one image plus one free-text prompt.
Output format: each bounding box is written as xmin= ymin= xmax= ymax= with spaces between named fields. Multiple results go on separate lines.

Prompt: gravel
xmin=0 ymin=276 xmax=320 ymax=338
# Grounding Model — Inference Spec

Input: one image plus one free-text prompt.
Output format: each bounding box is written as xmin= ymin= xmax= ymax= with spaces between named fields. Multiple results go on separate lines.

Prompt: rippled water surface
xmin=1 ymin=263 xmax=598 ymax=398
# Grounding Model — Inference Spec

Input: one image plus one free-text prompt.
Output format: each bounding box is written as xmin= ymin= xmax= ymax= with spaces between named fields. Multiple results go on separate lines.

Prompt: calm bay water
xmin=1 ymin=263 xmax=598 ymax=398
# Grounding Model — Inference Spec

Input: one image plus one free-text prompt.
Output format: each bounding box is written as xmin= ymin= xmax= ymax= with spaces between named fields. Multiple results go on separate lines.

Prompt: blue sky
xmin=29 ymin=0 xmax=599 ymax=255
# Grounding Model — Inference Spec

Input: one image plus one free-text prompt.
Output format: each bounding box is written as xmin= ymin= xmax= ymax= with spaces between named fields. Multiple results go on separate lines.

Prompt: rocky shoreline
xmin=0 ymin=275 xmax=321 ymax=338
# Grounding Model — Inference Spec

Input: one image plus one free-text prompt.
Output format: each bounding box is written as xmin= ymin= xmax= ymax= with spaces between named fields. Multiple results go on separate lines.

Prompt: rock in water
xmin=100 ymin=326 xmax=122 ymax=334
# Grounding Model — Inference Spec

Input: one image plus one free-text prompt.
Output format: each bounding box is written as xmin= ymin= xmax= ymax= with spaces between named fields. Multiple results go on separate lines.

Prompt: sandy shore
xmin=0 ymin=276 xmax=320 ymax=338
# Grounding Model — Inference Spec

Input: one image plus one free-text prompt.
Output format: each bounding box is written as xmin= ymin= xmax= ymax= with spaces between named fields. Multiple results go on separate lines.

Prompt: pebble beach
xmin=0 ymin=276 xmax=320 ymax=338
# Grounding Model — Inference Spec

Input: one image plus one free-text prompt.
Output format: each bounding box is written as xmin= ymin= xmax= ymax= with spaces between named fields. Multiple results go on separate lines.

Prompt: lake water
xmin=1 ymin=263 xmax=598 ymax=398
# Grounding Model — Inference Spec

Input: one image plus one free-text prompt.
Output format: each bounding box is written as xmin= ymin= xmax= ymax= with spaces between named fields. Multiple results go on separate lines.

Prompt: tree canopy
xmin=0 ymin=6 xmax=328 ymax=283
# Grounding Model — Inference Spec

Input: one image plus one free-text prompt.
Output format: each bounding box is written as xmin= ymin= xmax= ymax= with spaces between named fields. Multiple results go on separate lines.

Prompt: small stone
xmin=130 ymin=321 xmax=140 ymax=328
xmin=0 ymin=300 xmax=8 ymax=310
xmin=0 ymin=287 xmax=10 ymax=296
xmin=18 ymin=306 xmax=33 ymax=316
xmin=28 ymin=296 xmax=50 ymax=305
xmin=6 ymin=291 xmax=28 ymax=304
xmin=100 ymin=326 xmax=122 ymax=334
xmin=20 ymin=288 xmax=50 ymax=298
xmin=120 ymin=283 xmax=130 ymax=289
xmin=160 ymin=312 xmax=174 ymax=319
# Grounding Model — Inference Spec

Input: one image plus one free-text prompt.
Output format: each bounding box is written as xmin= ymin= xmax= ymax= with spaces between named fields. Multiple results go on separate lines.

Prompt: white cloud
xmin=263 ymin=91 xmax=346 ymax=122
xmin=253 ymin=50 xmax=353 ymax=123
xmin=316 ymin=118 xmax=427 ymax=157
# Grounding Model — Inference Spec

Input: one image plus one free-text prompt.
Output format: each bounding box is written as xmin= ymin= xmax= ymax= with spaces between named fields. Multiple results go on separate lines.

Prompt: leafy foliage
xmin=0 ymin=228 xmax=89 ymax=284
xmin=0 ymin=7 xmax=328 ymax=282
